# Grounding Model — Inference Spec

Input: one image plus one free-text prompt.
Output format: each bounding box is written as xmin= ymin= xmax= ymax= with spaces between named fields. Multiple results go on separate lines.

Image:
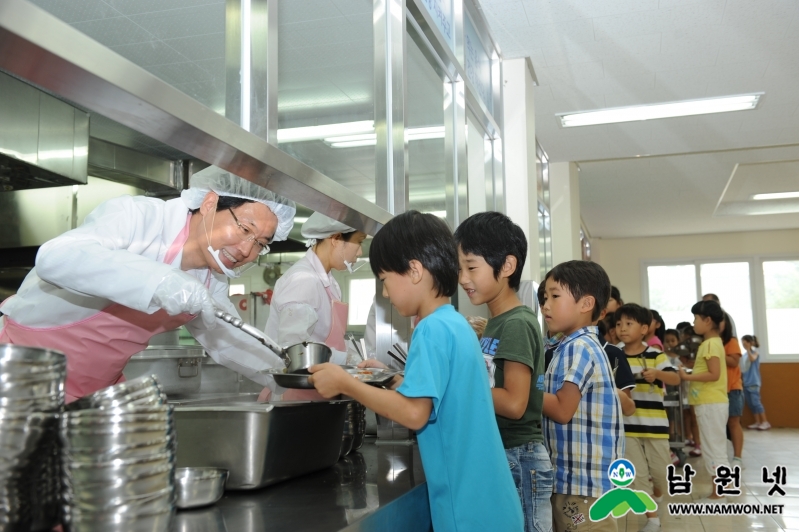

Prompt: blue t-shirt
xmin=397 ymin=304 xmax=523 ymax=532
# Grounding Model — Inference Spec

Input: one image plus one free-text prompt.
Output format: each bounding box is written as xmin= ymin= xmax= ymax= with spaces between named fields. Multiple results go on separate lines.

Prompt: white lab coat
xmin=264 ymin=250 xmax=347 ymax=362
xmin=0 ymin=195 xmax=285 ymax=390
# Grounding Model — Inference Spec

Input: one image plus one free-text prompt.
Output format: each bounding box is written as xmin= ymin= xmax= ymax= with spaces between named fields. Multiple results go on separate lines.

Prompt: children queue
xmin=309 ymin=210 xmax=749 ymax=532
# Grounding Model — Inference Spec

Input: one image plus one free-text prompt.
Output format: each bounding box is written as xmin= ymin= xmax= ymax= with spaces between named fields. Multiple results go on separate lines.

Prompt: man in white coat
xmin=0 ymin=166 xmax=295 ymax=401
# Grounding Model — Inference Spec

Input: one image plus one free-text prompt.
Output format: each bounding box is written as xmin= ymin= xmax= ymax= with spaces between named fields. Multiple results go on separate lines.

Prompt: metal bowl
xmin=66 ymin=507 xmax=175 ymax=532
xmin=283 ymin=342 xmax=331 ymax=373
xmin=175 ymin=467 xmax=228 ymax=509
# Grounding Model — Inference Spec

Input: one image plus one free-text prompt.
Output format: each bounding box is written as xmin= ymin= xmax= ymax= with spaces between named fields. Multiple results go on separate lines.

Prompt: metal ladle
xmin=214 ymin=309 xmax=332 ymax=372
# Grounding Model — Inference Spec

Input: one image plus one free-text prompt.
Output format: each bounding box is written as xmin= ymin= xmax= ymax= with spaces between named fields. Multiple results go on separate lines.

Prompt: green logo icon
xmin=590 ymin=459 xmax=658 ymax=521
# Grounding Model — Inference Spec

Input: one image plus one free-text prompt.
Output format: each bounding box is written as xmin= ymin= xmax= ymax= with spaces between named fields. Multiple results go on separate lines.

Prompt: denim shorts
xmin=506 ymin=441 xmax=553 ymax=532
xmin=728 ymin=389 xmax=744 ymax=417
xmin=743 ymin=386 xmax=765 ymax=414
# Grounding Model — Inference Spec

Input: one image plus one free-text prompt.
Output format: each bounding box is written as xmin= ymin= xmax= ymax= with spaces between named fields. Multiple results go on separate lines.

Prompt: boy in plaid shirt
xmin=541 ymin=261 xmax=624 ymax=532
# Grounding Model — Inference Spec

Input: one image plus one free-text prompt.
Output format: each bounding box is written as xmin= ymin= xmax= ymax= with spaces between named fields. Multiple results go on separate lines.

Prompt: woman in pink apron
xmin=264 ymin=212 xmax=367 ymax=367
xmin=0 ymin=166 xmax=295 ymax=402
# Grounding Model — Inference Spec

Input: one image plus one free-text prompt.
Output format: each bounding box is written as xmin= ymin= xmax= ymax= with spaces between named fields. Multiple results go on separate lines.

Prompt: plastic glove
xmin=151 ymin=270 xmax=217 ymax=329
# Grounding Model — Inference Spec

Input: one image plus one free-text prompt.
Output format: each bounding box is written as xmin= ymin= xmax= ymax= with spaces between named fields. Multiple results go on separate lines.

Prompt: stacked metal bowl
xmin=340 ymin=402 xmax=367 ymax=457
xmin=0 ymin=344 xmax=66 ymax=532
xmin=61 ymin=376 xmax=176 ymax=532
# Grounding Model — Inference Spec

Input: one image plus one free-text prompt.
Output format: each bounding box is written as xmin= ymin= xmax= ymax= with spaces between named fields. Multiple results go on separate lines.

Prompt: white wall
xmin=550 ymin=161 xmax=582 ymax=265
xmin=501 ymin=58 xmax=538 ymax=282
xmin=594 ymin=228 xmax=799 ymax=305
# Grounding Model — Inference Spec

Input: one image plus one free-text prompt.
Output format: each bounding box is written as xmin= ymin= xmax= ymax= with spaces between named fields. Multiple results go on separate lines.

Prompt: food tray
xmin=261 ymin=367 xmax=401 ymax=389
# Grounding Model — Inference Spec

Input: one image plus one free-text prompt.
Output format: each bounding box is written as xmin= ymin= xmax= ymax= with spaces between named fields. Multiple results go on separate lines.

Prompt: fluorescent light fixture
xmin=752 ymin=191 xmax=799 ymax=201
xmin=557 ymin=93 xmax=763 ymax=128
xmin=280 ymin=122 xmax=446 ymax=147
xmin=277 ymin=121 xmax=375 ymax=143
xmin=329 ymin=139 xmax=377 ymax=149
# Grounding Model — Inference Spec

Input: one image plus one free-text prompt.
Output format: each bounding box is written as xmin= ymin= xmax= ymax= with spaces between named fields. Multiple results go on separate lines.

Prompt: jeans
xmin=743 ymin=385 xmax=765 ymax=414
xmin=506 ymin=441 xmax=553 ymax=532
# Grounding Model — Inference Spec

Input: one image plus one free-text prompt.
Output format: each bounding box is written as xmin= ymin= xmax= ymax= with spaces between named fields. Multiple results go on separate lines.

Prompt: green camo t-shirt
xmin=480 ymin=305 xmax=545 ymax=449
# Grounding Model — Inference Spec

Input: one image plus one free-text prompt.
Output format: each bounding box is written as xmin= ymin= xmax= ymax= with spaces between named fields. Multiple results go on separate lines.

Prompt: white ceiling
xmin=479 ymin=0 xmax=799 ymax=238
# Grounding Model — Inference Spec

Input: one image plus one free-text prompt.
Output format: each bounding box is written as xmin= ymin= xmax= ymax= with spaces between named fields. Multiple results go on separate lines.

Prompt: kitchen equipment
xmin=387 ymin=350 xmax=406 ymax=368
xmin=214 ymin=309 xmax=331 ymax=372
xmin=340 ymin=401 xmax=367 ymax=457
xmin=171 ymin=394 xmax=349 ymax=489
xmin=0 ymin=344 xmax=66 ymax=531
xmin=393 ymin=343 xmax=408 ymax=362
xmin=123 ymin=346 xmax=204 ymax=396
xmin=61 ymin=379 xmax=176 ymax=532
xmin=175 ymin=467 xmax=228 ymax=509
xmin=260 ymin=367 xmax=401 ymax=390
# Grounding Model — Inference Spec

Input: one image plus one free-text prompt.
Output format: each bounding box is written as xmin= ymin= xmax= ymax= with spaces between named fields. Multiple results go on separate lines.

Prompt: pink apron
xmin=0 ymin=215 xmax=208 ymax=402
xmin=323 ymin=285 xmax=348 ymax=352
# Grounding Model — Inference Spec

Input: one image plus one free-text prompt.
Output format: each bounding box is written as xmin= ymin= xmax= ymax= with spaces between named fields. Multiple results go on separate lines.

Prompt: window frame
xmin=641 ymin=254 xmax=799 ymax=362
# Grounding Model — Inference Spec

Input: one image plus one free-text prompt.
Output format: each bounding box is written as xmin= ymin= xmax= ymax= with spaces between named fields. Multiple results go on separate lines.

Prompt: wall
xmin=594 ymin=228 xmax=799 ymax=305
xmin=550 ymin=161 xmax=582 ymax=265
xmin=595 ymin=228 xmax=799 ymax=428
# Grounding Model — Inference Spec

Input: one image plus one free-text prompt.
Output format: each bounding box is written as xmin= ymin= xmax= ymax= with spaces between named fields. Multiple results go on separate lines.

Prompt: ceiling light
xmin=323 ymin=133 xmax=376 ymax=143
xmin=752 ymin=191 xmax=799 ymax=201
xmin=557 ymin=93 xmax=763 ymax=128
xmin=277 ymin=121 xmax=375 ymax=143
xmin=329 ymin=139 xmax=377 ymax=148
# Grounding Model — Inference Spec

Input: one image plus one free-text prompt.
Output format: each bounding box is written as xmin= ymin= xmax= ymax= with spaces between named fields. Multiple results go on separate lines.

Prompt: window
xmin=700 ymin=262 xmax=754 ymax=338
xmin=763 ymin=260 xmax=799 ymax=356
xmin=646 ymin=265 xmax=697 ymax=331
xmin=645 ymin=258 xmax=799 ymax=359
xmin=348 ymin=279 xmax=376 ymax=326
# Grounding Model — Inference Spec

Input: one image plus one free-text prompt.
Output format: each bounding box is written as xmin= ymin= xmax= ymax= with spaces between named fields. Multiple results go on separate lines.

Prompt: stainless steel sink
xmin=171 ymin=394 xmax=349 ymax=490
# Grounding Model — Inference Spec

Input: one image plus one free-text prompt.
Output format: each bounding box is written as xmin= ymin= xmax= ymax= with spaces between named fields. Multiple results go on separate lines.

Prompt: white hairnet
xmin=301 ymin=212 xmax=356 ymax=248
xmin=181 ymin=165 xmax=296 ymax=241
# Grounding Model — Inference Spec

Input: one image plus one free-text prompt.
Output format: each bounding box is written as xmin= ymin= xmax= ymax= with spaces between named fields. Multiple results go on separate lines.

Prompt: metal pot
xmin=123 ymin=347 xmax=204 ymax=396
xmin=282 ymin=342 xmax=332 ymax=373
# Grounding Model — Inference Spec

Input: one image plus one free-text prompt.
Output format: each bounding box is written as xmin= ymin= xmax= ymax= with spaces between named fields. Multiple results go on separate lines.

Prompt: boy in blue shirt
xmin=455 ymin=212 xmax=552 ymax=532
xmin=310 ymin=210 xmax=523 ymax=532
xmin=540 ymin=261 xmax=624 ymax=532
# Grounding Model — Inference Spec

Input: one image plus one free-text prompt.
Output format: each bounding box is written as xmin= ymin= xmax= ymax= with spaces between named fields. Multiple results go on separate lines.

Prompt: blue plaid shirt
xmin=544 ymin=326 xmax=624 ymax=498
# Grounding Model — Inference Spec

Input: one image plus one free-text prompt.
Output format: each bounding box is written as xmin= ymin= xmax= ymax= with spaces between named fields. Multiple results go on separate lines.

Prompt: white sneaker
xmin=639 ymin=520 xmax=661 ymax=532
xmin=758 ymin=422 xmax=771 ymax=430
xmin=733 ymin=457 xmax=744 ymax=470
xmin=747 ymin=422 xmax=760 ymax=429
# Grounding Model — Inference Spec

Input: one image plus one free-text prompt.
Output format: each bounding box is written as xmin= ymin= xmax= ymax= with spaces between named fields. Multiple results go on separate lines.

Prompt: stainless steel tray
xmin=261 ymin=367 xmax=401 ymax=389
xmin=172 ymin=394 xmax=350 ymax=490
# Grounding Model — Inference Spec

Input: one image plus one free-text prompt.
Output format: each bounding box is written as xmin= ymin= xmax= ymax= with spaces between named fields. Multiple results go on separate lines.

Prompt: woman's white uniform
xmin=264 ymin=249 xmax=348 ymax=363
xmin=0 ymin=194 xmax=285 ymax=389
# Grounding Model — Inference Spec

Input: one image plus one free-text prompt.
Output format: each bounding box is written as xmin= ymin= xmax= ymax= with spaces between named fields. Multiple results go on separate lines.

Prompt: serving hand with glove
xmin=151 ymin=270 xmax=218 ymax=329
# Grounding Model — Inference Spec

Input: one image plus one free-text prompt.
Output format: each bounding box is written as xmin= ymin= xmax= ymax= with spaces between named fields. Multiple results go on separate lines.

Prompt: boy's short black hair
xmin=675 ymin=321 xmax=692 ymax=332
xmin=537 ymin=281 xmax=545 ymax=306
xmin=543 ymin=260 xmax=610 ymax=321
xmin=664 ymin=328 xmax=680 ymax=339
xmin=369 ymin=210 xmax=458 ymax=297
xmin=597 ymin=318 xmax=608 ymax=337
xmin=454 ymin=212 xmax=527 ymax=290
xmin=614 ymin=303 xmax=653 ymax=327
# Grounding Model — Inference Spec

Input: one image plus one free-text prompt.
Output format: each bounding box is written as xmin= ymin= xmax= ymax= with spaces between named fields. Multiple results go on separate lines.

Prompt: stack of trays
xmin=61 ymin=376 xmax=176 ymax=532
xmin=0 ymin=344 xmax=66 ymax=531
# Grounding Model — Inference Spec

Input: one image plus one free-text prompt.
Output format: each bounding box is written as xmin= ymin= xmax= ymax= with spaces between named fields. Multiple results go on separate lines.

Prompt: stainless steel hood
xmin=88 ymin=138 xmax=182 ymax=196
xmin=0 ymin=71 xmax=88 ymax=191
xmin=0 ymin=0 xmax=391 ymax=235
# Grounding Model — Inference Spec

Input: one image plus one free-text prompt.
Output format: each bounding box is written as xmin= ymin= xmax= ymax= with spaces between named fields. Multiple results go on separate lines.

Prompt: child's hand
xmin=308 ymin=363 xmax=353 ymax=398
xmin=357 ymin=359 xmax=388 ymax=370
xmin=642 ymin=368 xmax=658 ymax=383
xmin=466 ymin=316 xmax=487 ymax=338
xmin=678 ymin=367 xmax=690 ymax=381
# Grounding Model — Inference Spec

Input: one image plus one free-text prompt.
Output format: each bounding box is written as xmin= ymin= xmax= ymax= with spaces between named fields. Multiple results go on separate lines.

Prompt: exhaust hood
xmin=0 ymin=71 xmax=88 ymax=191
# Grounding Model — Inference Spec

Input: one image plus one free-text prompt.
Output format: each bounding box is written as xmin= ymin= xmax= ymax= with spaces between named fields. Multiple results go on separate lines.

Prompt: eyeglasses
xmin=229 ymin=208 xmax=271 ymax=256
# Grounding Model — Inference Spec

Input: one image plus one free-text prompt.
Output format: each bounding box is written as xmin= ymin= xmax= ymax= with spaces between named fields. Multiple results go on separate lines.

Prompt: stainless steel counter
xmin=170 ymin=439 xmax=431 ymax=532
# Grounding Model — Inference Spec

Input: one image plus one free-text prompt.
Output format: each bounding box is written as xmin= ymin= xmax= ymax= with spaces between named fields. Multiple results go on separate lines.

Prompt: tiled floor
xmin=619 ymin=428 xmax=799 ymax=532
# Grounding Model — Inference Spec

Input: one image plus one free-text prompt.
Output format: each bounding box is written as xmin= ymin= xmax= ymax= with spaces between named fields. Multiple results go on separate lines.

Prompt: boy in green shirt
xmin=456 ymin=212 xmax=552 ymax=532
